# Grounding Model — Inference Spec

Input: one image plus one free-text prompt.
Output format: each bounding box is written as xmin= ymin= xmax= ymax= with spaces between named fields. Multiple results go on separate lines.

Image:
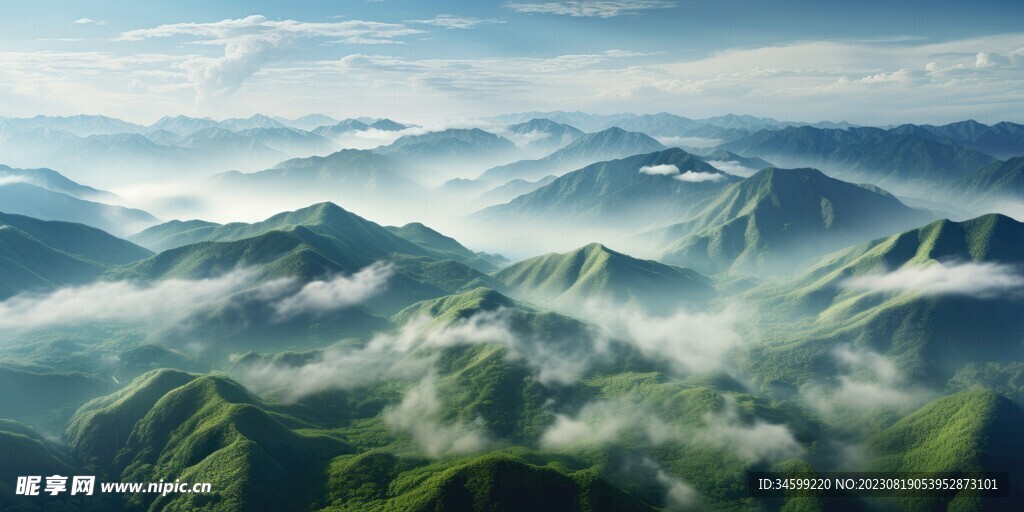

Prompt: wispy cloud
xmin=800 ymin=345 xmax=933 ymax=415
xmin=841 ymin=262 xmax=1024 ymax=298
xmin=506 ymin=1 xmax=675 ymax=18
xmin=405 ymin=15 xmax=505 ymax=30
xmin=0 ymin=270 xmax=259 ymax=331
xmin=541 ymin=400 xmax=679 ymax=448
xmin=675 ymin=171 xmax=725 ymax=183
xmin=274 ymin=261 xmax=393 ymax=318
xmin=384 ymin=374 xmax=490 ymax=457
xmin=73 ymin=18 xmax=107 ymax=26
xmin=117 ymin=15 xmax=423 ymax=101
xmin=638 ymin=163 xmax=679 ymax=176
xmin=699 ymin=398 xmax=804 ymax=463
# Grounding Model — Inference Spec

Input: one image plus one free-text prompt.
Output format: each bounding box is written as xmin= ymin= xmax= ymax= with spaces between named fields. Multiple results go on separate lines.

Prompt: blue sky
xmin=0 ymin=0 xmax=1021 ymax=124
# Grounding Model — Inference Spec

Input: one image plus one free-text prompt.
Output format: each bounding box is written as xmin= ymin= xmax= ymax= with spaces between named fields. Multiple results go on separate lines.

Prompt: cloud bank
xmin=841 ymin=262 xmax=1024 ymax=298
xmin=274 ymin=261 xmax=394 ymax=318
xmin=384 ymin=374 xmax=490 ymax=457
xmin=639 ymin=164 xmax=679 ymax=176
xmin=674 ymin=171 xmax=725 ymax=183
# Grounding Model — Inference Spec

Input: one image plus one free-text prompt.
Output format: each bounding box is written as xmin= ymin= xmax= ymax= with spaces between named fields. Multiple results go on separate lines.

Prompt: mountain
xmin=0 ymin=114 xmax=144 ymax=136
xmin=216 ymin=113 xmax=288 ymax=131
xmin=273 ymin=114 xmax=339 ymax=131
xmin=476 ymin=175 xmax=558 ymax=206
xmin=719 ymin=126 xmax=999 ymax=191
xmin=478 ymin=127 xmax=667 ymax=184
xmin=657 ymin=168 xmax=936 ymax=274
xmin=600 ymin=113 xmax=748 ymax=142
xmin=369 ymin=118 xmax=408 ymax=131
xmin=312 ymin=119 xmax=371 ymax=139
xmin=169 ymin=127 xmax=285 ymax=161
xmin=112 ymin=203 xmax=500 ymax=314
xmin=868 ymin=389 xmax=1024 ymax=508
xmin=477 ymin=148 xmax=736 ymax=229
xmin=147 ymin=115 xmax=219 ymax=135
xmin=506 ymin=118 xmax=585 ymax=154
xmin=943 ymin=156 xmax=1024 ymax=206
xmin=0 ymin=182 xmax=158 ymax=236
xmin=66 ymin=370 xmax=347 ymax=512
xmin=210 ymin=149 xmax=424 ymax=201
xmin=235 ymin=127 xmax=335 ymax=155
xmin=495 ymin=243 xmax=714 ymax=314
xmin=128 ymin=219 xmax=223 ymax=252
xmin=0 ymin=164 xmax=117 ymax=201
xmin=695 ymin=149 xmax=774 ymax=177
xmin=893 ymin=120 xmax=1024 ymax=159
xmin=747 ymin=214 xmax=1024 ymax=386
xmin=486 ymin=111 xmax=635 ymax=132
xmin=698 ymin=114 xmax=855 ymax=131
xmin=375 ymin=128 xmax=517 ymax=170
xmin=385 ymin=222 xmax=508 ymax=273
xmin=0 ymin=212 xmax=150 ymax=298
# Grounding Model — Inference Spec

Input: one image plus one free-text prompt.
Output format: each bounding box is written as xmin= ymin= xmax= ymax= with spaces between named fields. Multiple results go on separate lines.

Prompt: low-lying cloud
xmin=384 ymin=374 xmax=490 ymax=457
xmin=674 ymin=171 xmax=725 ymax=183
xmin=583 ymin=301 xmax=751 ymax=375
xmin=541 ymin=400 xmax=679 ymax=449
xmin=800 ymin=345 xmax=933 ymax=415
xmin=699 ymin=398 xmax=804 ymax=463
xmin=639 ymin=164 xmax=680 ymax=176
xmin=0 ymin=270 xmax=259 ymax=331
xmin=274 ymin=261 xmax=394 ymax=318
xmin=841 ymin=261 xmax=1024 ymax=298
xmin=704 ymin=160 xmax=759 ymax=177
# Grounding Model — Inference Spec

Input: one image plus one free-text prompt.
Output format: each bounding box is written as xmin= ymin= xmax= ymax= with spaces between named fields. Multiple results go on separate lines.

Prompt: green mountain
xmin=747 ymin=214 xmax=1024 ymax=387
xmin=128 ymin=219 xmax=221 ymax=252
xmin=944 ymin=156 xmax=1024 ymax=206
xmin=657 ymin=168 xmax=936 ymax=274
xmin=478 ymin=127 xmax=667 ymax=184
xmin=0 ymin=213 xmax=151 ymax=298
xmin=385 ymin=222 xmax=508 ymax=273
xmin=67 ymin=370 xmax=348 ymax=512
xmin=495 ymin=243 xmax=714 ymax=314
xmin=0 ymin=182 xmax=158 ymax=237
xmin=476 ymin=148 xmax=736 ymax=229
xmin=210 ymin=149 xmax=424 ymax=199
xmin=720 ymin=126 xmax=998 ymax=191
xmin=867 ymin=389 xmax=1024 ymax=511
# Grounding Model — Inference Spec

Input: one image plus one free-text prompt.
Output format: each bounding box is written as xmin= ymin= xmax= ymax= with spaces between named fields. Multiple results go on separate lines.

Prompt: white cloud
xmin=541 ymin=400 xmax=679 ymax=448
xmin=582 ymin=302 xmax=750 ymax=375
xmin=0 ymin=176 xmax=31 ymax=186
xmin=638 ymin=163 xmax=679 ymax=176
xmin=273 ymin=261 xmax=393 ymax=317
xmin=703 ymin=160 xmax=758 ymax=177
xmin=800 ymin=345 xmax=933 ymax=415
xmin=405 ymin=15 xmax=505 ymax=30
xmin=506 ymin=1 xmax=675 ymax=18
xmin=384 ymin=374 xmax=490 ymax=457
xmin=841 ymin=261 xmax=1024 ymax=298
xmin=674 ymin=171 xmax=725 ymax=183
xmin=73 ymin=18 xmax=107 ymax=26
xmin=699 ymin=398 xmax=804 ymax=463
xmin=117 ymin=15 xmax=424 ymax=102
xmin=0 ymin=270 xmax=259 ymax=331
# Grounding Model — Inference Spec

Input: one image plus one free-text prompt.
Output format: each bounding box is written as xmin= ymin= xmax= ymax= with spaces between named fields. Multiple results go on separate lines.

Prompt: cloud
xmin=800 ymin=345 xmax=933 ymax=414
xmin=841 ymin=262 xmax=1024 ymax=298
xmin=0 ymin=176 xmax=31 ymax=186
xmin=405 ymin=15 xmax=505 ymax=30
xmin=638 ymin=163 xmax=679 ymax=176
xmin=541 ymin=400 xmax=679 ymax=448
xmin=582 ymin=302 xmax=750 ymax=375
xmin=506 ymin=1 xmax=675 ymax=18
xmin=703 ymin=160 xmax=759 ymax=177
xmin=699 ymin=398 xmax=804 ymax=463
xmin=655 ymin=136 xmax=722 ymax=148
xmin=273 ymin=261 xmax=393 ymax=318
xmin=384 ymin=374 xmax=490 ymax=457
xmin=118 ymin=15 xmax=423 ymax=101
xmin=237 ymin=307 xmax=606 ymax=400
xmin=0 ymin=270 xmax=259 ymax=331
xmin=674 ymin=171 xmax=725 ymax=183
xmin=73 ymin=18 xmax=107 ymax=25
xmin=651 ymin=464 xmax=699 ymax=511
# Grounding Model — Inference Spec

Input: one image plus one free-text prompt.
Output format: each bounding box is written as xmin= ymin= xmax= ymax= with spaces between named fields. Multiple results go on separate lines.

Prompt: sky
xmin=0 ymin=0 xmax=1022 ymax=125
